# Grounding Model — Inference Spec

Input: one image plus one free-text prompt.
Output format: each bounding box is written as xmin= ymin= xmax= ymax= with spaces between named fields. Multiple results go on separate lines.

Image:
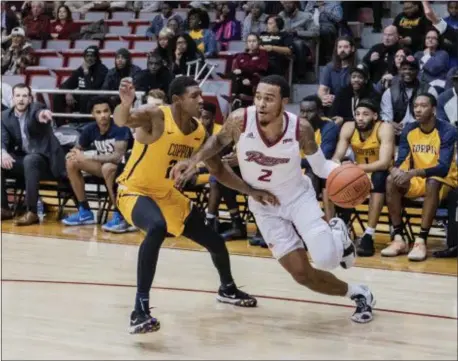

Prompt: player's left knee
xmin=371 ymin=171 xmax=388 ymax=193
xmin=425 ymin=178 xmax=441 ymax=195
xmin=101 ymin=162 xmax=117 ymax=179
xmin=309 ymin=229 xmax=341 ymax=271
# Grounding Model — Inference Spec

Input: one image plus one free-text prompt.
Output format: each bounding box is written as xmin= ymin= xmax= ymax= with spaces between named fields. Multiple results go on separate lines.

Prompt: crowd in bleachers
xmin=1 ymin=1 xmax=457 ymax=259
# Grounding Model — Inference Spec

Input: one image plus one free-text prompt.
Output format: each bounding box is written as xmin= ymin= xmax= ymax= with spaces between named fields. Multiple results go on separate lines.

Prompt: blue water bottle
xmin=37 ymin=198 xmax=44 ymax=223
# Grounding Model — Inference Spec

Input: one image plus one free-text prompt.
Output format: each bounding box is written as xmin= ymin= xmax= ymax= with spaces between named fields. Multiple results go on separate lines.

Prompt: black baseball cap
xmin=350 ymin=63 xmax=370 ymax=79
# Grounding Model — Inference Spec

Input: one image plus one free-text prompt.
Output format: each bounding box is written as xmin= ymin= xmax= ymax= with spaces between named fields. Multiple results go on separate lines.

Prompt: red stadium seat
xmin=29 ymin=75 xmax=57 ymax=108
xmin=39 ymin=55 xmax=64 ymax=68
xmin=46 ymin=40 xmax=71 ymax=51
xmin=111 ymin=11 xmax=135 ymax=21
xmin=227 ymin=41 xmax=245 ymax=53
xmin=138 ymin=12 xmax=159 ymax=21
xmin=84 ymin=11 xmax=108 ymax=22
xmin=2 ymin=74 xmax=26 ymax=87
xmin=132 ymin=40 xmax=157 ymax=52
xmin=135 ymin=25 xmax=150 ymax=36
xmin=103 ymin=39 xmax=130 ymax=50
xmin=104 ymin=20 xmax=123 ymax=26
xmin=73 ymin=40 xmax=101 ymax=49
xmin=108 ymin=25 xmax=132 ymax=36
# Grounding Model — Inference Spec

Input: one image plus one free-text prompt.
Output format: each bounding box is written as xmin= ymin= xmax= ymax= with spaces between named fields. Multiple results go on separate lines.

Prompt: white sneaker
xmin=350 ymin=285 xmax=375 ymax=323
xmin=329 ymin=217 xmax=356 ymax=269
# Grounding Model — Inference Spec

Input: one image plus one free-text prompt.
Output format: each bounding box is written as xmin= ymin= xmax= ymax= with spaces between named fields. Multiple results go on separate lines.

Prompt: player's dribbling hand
xmin=249 ymin=189 xmax=280 ymax=206
xmin=119 ymin=77 xmax=136 ymax=106
xmin=170 ymin=160 xmax=198 ymax=190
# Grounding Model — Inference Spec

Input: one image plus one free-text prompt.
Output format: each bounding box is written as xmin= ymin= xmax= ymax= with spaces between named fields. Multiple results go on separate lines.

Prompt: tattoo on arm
xmin=298 ymin=118 xmax=319 ymax=156
xmin=90 ymin=141 xmax=128 ymax=164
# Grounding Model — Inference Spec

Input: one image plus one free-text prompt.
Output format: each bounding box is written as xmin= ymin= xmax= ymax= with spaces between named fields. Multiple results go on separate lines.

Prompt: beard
xmin=338 ymin=52 xmax=351 ymax=60
xmin=356 ymin=121 xmax=374 ymax=132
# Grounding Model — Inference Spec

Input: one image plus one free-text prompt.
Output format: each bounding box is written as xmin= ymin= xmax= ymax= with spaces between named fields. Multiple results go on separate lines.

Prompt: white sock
xmin=364 ymin=227 xmax=375 ymax=236
xmin=345 ymin=284 xmax=365 ymax=298
xmin=206 ymin=213 xmax=216 ymax=219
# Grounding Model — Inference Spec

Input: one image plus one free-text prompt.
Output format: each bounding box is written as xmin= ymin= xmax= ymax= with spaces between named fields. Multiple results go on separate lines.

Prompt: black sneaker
xmin=128 ymin=310 xmax=161 ymax=334
xmin=216 ymin=285 xmax=257 ymax=307
xmin=220 ymin=218 xmax=247 ymax=241
xmin=356 ymin=234 xmax=375 ymax=257
xmin=350 ymin=286 xmax=375 ymax=323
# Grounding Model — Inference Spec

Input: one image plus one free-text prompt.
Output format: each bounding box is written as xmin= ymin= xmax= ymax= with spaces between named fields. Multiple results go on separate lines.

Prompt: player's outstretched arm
xmin=331 ymin=122 xmax=354 ymax=163
xmin=114 ymin=77 xmax=163 ymax=132
xmin=299 ymin=117 xmax=340 ymax=179
xmin=171 ymin=108 xmax=245 ymax=188
xmin=205 ymin=153 xmax=280 ymax=206
xmin=359 ymin=122 xmax=395 ymax=173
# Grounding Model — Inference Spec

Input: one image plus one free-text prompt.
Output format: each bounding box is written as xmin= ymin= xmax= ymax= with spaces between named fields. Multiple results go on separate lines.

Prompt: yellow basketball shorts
xmin=117 ymin=187 xmax=191 ymax=236
xmin=405 ymin=176 xmax=453 ymax=200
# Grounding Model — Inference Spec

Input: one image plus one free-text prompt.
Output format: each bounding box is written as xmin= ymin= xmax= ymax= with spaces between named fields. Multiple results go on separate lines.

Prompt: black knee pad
xmin=371 ymin=171 xmax=389 ymax=193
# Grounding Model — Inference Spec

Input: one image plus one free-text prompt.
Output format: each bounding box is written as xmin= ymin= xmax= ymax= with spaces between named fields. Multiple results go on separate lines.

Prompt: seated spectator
xmin=414 ymin=28 xmax=449 ymax=88
xmin=393 ymin=1 xmax=431 ymax=53
xmin=134 ymin=1 xmax=163 ymax=13
xmin=146 ymin=2 xmax=183 ymax=39
xmin=1 ymin=82 xmax=13 ymax=110
xmin=102 ymin=48 xmax=141 ymax=91
xmin=445 ymin=66 xmax=458 ymax=90
xmin=54 ymin=46 xmax=108 ymax=118
xmin=444 ymin=1 xmax=458 ymax=31
xmin=330 ymin=64 xmax=379 ymax=126
xmin=166 ymin=18 xmax=180 ymax=34
xmin=318 ymin=35 xmax=356 ymax=113
xmin=152 ymin=27 xmax=175 ymax=67
xmin=22 ymin=1 xmax=51 ymax=40
xmin=213 ymin=2 xmax=242 ymax=50
xmin=279 ymin=1 xmax=318 ymax=81
xmin=231 ymin=33 xmax=268 ymax=107
xmin=383 ymin=93 xmax=458 ymax=261
xmin=299 ymin=95 xmax=339 ymax=221
xmin=375 ymin=47 xmax=412 ymax=93
xmin=303 ymin=1 xmax=343 ymax=64
xmin=62 ymin=96 xmax=134 ymax=233
xmin=145 ymin=89 xmax=167 ymax=106
xmin=187 ymin=8 xmax=217 ymax=57
xmin=168 ymin=33 xmax=205 ymax=77
xmin=259 ymin=16 xmax=293 ymax=76
xmin=423 ymin=1 xmax=458 ymax=69
xmin=1 ymin=2 xmax=20 ymax=45
xmin=200 ymin=101 xmax=221 ymax=136
xmin=380 ymin=56 xmax=438 ymax=139
xmin=48 ymin=5 xmax=80 ymax=40
xmin=332 ymin=99 xmax=395 ymax=257
xmin=363 ymin=25 xmax=400 ymax=84
xmin=133 ymin=52 xmax=174 ymax=94
xmin=1 ymin=27 xmax=36 ymax=75
xmin=242 ymin=2 xmax=268 ymax=40
xmin=437 ymin=70 xmax=458 ymax=124
xmin=1 ymin=83 xmax=66 ymax=225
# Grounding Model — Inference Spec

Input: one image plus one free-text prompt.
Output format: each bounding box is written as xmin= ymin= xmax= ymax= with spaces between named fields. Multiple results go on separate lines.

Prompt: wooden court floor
xmin=1 ymin=220 xmax=457 ymax=360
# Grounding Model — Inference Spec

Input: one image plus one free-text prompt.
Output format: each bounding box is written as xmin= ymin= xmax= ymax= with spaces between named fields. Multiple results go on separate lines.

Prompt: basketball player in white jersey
xmin=172 ymin=75 xmax=375 ymax=323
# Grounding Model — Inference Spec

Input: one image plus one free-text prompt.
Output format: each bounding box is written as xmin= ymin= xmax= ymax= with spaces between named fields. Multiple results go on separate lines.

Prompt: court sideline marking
xmin=2 ymin=278 xmax=457 ymax=321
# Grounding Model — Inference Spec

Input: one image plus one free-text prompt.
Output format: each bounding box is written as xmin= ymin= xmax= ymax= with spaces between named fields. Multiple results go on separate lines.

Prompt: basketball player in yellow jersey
xmin=114 ymin=76 xmax=278 ymax=334
xmin=332 ymin=99 xmax=395 ymax=257
xmin=384 ymin=93 xmax=458 ymax=262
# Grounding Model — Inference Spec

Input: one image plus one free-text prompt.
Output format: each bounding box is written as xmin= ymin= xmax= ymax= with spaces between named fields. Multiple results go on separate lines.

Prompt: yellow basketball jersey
xmin=405 ymin=126 xmax=458 ymax=188
xmin=117 ymin=106 xmax=206 ymax=197
xmin=212 ymin=123 xmax=222 ymax=135
xmin=350 ymin=121 xmax=382 ymax=165
xmin=300 ymin=118 xmax=332 ymax=157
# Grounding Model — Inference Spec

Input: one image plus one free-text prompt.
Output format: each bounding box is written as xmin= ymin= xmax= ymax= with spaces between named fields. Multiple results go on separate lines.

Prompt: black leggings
xmin=130 ymin=196 xmax=234 ymax=294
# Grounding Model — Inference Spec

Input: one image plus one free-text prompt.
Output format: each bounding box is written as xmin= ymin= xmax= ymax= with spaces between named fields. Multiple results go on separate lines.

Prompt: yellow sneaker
xmin=407 ymin=238 xmax=427 ymax=262
xmin=381 ymin=235 xmax=408 ymax=257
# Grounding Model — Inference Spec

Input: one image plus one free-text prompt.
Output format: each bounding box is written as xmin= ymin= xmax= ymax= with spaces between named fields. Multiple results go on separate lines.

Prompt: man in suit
xmin=1 ymin=83 xmax=66 ymax=225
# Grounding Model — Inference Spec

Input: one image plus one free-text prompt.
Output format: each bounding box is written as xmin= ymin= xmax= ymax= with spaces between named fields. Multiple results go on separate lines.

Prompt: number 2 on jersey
xmin=258 ymin=169 xmax=272 ymax=182
xmin=165 ymin=160 xmax=178 ymax=179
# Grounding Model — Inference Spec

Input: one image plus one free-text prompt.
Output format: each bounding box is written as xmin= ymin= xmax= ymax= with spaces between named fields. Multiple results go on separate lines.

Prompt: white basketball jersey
xmin=237 ymin=106 xmax=310 ymax=204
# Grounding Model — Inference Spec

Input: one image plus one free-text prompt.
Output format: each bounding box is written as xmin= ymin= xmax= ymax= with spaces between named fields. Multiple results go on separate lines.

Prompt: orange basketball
xmin=326 ymin=164 xmax=371 ymax=208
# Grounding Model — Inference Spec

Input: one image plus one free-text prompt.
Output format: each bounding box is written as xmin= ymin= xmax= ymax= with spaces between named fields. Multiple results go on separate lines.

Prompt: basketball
xmin=326 ymin=164 xmax=371 ymax=208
